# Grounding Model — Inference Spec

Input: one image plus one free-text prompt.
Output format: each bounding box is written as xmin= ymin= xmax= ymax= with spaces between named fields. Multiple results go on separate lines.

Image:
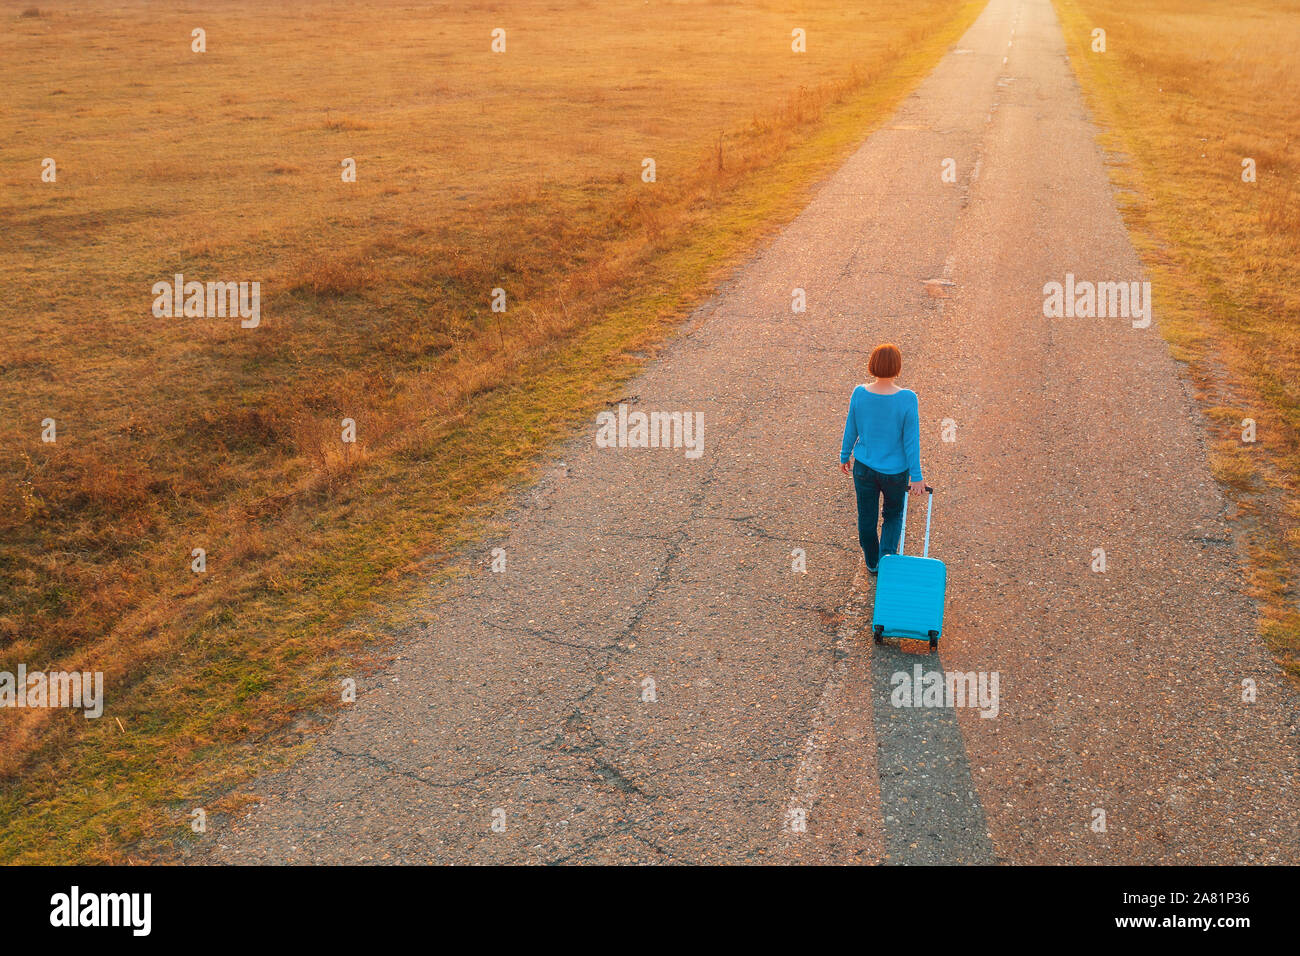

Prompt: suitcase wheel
xmin=928 ymin=630 xmax=939 ymax=651
xmin=873 ymin=625 xmax=885 ymax=645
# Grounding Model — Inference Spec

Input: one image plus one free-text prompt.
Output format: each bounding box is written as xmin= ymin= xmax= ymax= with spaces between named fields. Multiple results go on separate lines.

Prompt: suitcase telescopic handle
xmin=898 ymin=485 xmax=935 ymax=559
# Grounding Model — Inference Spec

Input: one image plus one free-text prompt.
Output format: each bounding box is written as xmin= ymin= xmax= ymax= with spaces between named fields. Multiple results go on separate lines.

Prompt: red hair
xmin=868 ymin=343 xmax=902 ymax=378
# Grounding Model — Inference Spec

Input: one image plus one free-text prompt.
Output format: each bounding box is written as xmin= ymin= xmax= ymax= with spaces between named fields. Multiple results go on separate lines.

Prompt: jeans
xmin=852 ymin=461 xmax=909 ymax=570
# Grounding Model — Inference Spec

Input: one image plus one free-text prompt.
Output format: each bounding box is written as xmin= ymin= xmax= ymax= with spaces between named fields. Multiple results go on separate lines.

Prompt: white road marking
xmin=779 ymin=566 xmax=869 ymax=849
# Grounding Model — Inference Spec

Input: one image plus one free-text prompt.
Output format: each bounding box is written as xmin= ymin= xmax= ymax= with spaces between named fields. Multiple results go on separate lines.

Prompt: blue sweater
xmin=839 ymin=386 xmax=923 ymax=481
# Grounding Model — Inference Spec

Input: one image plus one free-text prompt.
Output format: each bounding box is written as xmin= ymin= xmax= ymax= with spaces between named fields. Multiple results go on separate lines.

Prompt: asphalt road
xmin=205 ymin=0 xmax=1300 ymax=864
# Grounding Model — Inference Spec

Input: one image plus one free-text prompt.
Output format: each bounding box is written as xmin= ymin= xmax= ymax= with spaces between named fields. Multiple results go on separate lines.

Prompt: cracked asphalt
xmin=204 ymin=0 xmax=1300 ymax=864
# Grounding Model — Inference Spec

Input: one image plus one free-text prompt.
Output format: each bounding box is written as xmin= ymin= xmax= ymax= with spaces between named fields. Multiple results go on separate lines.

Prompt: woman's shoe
xmin=867 ymin=564 xmax=878 ymax=575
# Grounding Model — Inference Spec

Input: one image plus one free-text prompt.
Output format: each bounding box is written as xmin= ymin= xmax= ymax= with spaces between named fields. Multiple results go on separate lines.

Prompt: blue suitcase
xmin=871 ymin=486 xmax=946 ymax=651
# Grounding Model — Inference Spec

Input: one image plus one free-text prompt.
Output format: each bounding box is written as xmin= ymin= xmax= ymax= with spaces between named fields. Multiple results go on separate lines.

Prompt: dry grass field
xmin=1054 ymin=0 xmax=1300 ymax=678
xmin=0 ymin=0 xmax=981 ymax=861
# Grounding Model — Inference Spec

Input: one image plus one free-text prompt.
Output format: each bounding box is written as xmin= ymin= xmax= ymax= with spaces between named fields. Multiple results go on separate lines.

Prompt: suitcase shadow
xmin=868 ymin=638 xmax=996 ymax=865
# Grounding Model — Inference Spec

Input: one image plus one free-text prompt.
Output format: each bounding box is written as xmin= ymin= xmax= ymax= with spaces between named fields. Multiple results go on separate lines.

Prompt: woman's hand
xmin=840 ymin=460 xmax=852 ymax=476
xmin=909 ymin=480 xmax=928 ymax=496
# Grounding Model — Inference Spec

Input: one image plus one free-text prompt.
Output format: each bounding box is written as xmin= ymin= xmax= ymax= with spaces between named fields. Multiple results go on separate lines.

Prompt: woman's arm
xmin=840 ymin=389 xmax=860 ymax=470
xmin=904 ymin=392 xmax=923 ymax=489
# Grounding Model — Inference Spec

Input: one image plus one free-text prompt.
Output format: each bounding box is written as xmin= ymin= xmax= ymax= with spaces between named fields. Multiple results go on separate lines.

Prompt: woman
xmin=838 ymin=343 xmax=926 ymax=574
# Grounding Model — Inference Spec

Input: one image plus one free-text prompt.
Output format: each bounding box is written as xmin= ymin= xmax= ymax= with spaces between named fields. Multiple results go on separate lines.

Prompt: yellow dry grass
xmin=0 ymin=0 xmax=981 ymax=861
xmin=1054 ymin=0 xmax=1300 ymax=677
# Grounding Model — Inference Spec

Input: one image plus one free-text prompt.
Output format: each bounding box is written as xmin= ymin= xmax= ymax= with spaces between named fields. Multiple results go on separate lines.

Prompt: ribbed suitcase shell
xmin=871 ymin=555 xmax=946 ymax=639
xmin=870 ymin=488 xmax=946 ymax=642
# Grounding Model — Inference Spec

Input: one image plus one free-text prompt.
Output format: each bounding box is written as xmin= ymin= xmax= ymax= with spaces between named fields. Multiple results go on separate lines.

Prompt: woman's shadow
xmin=867 ymin=634 xmax=996 ymax=864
